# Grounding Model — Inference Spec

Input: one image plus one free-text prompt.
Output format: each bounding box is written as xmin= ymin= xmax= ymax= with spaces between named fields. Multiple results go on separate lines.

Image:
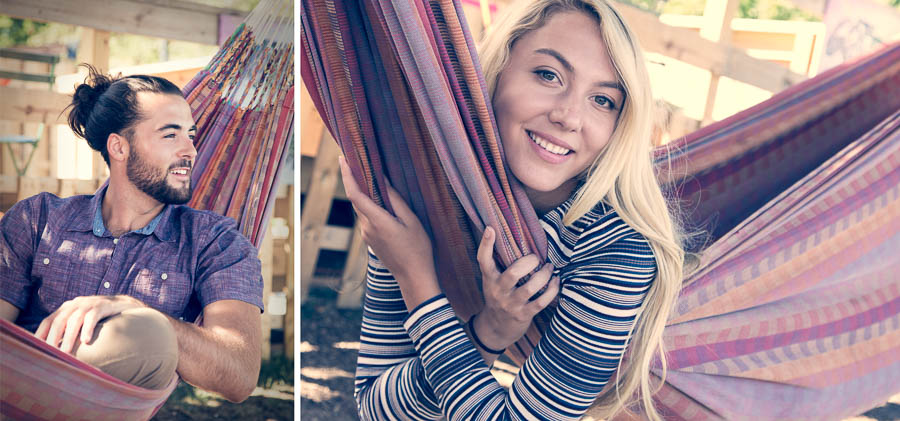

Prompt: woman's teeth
xmin=528 ymin=131 xmax=570 ymax=155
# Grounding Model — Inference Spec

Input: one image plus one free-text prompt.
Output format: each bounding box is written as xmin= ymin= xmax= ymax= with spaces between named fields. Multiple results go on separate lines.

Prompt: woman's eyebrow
xmin=535 ymin=48 xmax=624 ymax=92
xmin=535 ymin=48 xmax=573 ymax=73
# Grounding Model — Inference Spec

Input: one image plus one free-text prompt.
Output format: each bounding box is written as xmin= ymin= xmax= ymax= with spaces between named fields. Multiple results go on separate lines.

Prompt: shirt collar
xmin=68 ymin=184 xmax=177 ymax=242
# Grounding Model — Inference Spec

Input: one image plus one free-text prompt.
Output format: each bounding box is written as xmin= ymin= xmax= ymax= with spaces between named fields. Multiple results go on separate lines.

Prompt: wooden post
xmin=78 ymin=28 xmax=110 ymax=181
xmin=336 ymin=223 xmax=368 ymax=309
xmin=299 ymin=132 xmax=342 ymax=303
xmin=700 ymin=0 xmax=738 ymax=125
xmin=284 ymin=185 xmax=295 ymax=359
xmin=260 ymin=222 xmax=273 ymax=361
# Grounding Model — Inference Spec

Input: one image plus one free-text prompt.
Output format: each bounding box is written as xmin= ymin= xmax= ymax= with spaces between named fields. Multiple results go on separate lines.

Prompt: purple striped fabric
xmin=622 ymin=43 xmax=900 ymax=420
xmin=301 ymin=0 xmax=546 ymax=321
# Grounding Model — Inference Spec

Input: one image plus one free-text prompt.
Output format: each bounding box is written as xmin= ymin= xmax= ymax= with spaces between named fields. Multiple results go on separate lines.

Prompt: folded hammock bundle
xmin=186 ymin=0 xmax=294 ymax=247
xmin=0 ymin=1 xmax=294 ymax=420
xmin=301 ymin=0 xmax=547 ymax=319
xmin=301 ymin=0 xmax=899 ymax=418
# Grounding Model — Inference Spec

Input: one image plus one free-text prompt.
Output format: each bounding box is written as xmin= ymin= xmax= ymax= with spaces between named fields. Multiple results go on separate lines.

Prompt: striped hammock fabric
xmin=636 ymin=43 xmax=900 ymax=421
xmin=186 ymin=0 xmax=294 ymax=247
xmin=0 ymin=2 xmax=294 ymax=420
xmin=301 ymin=0 xmax=899 ymax=417
xmin=301 ymin=0 xmax=547 ymax=318
xmin=0 ymin=319 xmax=177 ymax=421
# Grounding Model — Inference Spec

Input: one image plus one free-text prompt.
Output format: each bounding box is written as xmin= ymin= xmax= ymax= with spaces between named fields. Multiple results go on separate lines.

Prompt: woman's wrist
xmin=469 ymin=311 xmax=507 ymax=354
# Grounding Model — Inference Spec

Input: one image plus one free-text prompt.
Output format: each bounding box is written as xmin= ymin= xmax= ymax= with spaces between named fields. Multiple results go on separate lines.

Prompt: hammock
xmin=186 ymin=0 xmax=294 ymax=247
xmin=0 ymin=1 xmax=294 ymax=419
xmin=301 ymin=0 xmax=899 ymax=418
xmin=301 ymin=0 xmax=547 ymax=319
xmin=642 ymin=43 xmax=900 ymax=421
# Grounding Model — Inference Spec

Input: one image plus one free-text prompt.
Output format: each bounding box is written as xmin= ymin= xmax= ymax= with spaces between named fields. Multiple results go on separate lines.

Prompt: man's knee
xmin=72 ymin=307 xmax=178 ymax=390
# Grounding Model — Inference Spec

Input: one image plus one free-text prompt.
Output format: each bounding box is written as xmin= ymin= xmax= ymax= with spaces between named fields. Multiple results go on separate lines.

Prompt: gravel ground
xmin=153 ymin=352 xmax=294 ymax=420
xmin=299 ymin=286 xmax=899 ymax=421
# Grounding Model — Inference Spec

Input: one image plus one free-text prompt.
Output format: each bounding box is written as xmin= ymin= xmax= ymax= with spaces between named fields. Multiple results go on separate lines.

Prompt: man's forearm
xmin=165 ymin=302 xmax=261 ymax=402
xmin=0 ymin=299 xmax=20 ymax=322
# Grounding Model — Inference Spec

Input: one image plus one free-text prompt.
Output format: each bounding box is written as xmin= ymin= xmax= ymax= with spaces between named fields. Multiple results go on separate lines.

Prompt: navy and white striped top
xmin=355 ymin=197 xmax=657 ymax=420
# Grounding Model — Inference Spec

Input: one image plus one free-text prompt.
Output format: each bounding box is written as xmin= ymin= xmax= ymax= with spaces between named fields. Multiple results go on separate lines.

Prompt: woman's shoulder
xmin=543 ymin=198 xmax=654 ymax=262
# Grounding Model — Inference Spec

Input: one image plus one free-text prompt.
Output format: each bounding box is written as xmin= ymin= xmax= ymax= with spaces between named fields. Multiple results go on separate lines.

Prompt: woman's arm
xmin=354 ymin=251 xmax=443 ymax=420
xmin=405 ymin=232 xmax=656 ymax=420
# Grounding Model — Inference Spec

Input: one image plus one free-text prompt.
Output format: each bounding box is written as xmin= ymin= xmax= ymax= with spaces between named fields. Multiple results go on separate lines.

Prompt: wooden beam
xmin=299 ymin=133 xmax=342 ymax=303
xmin=3 ymin=0 xmax=245 ymax=45
xmin=336 ymin=223 xmax=368 ymax=309
xmin=0 ymin=175 xmax=16 ymax=194
xmin=614 ymin=2 xmax=806 ymax=93
xmin=700 ymin=0 xmax=738 ymax=124
xmin=284 ymin=185 xmax=295 ymax=360
xmin=77 ymin=28 xmax=110 ymax=181
xmin=16 ymin=176 xmax=58 ymax=202
xmin=260 ymin=223 xmax=273 ymax=361
xmin=0 ymin=87 xmax=69 ymax=124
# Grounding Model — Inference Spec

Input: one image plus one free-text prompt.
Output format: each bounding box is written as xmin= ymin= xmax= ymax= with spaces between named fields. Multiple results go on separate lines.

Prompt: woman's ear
xmin=106 ymin=132 xmax=130 ymax=163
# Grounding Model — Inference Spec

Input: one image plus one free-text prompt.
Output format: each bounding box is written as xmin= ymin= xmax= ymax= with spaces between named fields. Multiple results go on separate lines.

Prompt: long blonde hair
xmin=480 ymin=1 xmax=685 ymax=419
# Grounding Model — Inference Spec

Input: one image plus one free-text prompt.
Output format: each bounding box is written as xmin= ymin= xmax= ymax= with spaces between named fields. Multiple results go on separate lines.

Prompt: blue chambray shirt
xmin=0 ymin=186 xmax=264 ymax=332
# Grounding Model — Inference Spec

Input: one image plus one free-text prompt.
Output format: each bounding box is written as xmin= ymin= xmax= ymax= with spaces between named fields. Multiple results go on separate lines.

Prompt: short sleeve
xmin=194 ymin=217 xmax=264 ymax=312
xmin=0 ymin=197 xmax=39 ymax=309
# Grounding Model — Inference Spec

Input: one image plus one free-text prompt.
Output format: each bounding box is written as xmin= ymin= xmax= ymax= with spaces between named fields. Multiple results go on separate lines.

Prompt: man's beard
xmin=126 ymin=149 xmax=192 ymax=205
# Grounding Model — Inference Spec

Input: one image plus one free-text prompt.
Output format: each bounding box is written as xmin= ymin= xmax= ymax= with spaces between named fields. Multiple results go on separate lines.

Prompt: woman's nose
xmin=548 ymin=96 xmax=583 ymax=132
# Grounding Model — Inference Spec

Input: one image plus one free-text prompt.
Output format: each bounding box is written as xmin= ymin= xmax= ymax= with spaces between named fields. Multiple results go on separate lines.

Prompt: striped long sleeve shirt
xmin=355 ymin=198 xmax=657 ymax=420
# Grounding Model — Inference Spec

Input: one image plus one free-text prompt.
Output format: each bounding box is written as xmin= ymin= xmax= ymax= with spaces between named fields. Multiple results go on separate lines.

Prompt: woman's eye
xmin=593 ymin=96 xmax=616 ymax=110
xmin=164 ymin=133 xmax=176 ymax=139
xmin=535 ymin=70 xmax=558 ymax=83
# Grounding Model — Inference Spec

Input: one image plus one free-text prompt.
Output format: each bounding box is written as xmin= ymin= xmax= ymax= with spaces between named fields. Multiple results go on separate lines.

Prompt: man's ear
xmin=106 ymin=133 xmax=130 ymax=163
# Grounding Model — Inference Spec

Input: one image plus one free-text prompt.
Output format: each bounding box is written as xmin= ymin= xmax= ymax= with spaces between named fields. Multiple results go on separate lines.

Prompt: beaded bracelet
xmin=467 ymin=313 xmax=505 ymax=355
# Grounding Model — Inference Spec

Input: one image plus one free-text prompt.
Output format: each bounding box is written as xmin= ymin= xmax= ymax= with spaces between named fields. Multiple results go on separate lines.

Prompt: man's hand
xmin=35 ymin=295 xmax=145 ymax=354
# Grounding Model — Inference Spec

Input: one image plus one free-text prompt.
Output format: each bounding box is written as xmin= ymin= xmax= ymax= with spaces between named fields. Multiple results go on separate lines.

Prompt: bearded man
xmin=0 ymin=66 xmax=263 ymax=403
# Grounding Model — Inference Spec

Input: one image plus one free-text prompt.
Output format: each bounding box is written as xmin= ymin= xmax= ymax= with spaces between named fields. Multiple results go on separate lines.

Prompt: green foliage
xmin=0 ymin=17 xmax=48 ymax=47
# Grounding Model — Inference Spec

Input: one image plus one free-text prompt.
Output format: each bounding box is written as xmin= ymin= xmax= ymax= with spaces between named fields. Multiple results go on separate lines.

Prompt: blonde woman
xmin=340 ymin=0 xmax=685 ymax=419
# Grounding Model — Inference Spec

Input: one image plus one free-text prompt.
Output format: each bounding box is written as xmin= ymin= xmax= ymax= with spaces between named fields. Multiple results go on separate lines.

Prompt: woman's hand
xmin=473 ymin=227 xmax=560 ymax=353
xmin=338 ymin=157 xmax=441 ymax=309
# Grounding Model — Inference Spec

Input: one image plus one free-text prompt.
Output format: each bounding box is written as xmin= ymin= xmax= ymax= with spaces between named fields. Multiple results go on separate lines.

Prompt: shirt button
xmin=161 ymin=273 xmax=168 ymax=280
xmin=42 ymin=258 xmax=50 ymax=265
xmin=113 ymin=238 xmax=119 ymax=244
xmin=103 ymin=282 xmax=110 ymax=289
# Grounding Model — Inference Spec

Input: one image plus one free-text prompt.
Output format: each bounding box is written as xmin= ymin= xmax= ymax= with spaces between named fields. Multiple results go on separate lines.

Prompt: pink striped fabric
xmin=0 ymin=319 xmax=177 ymax=421
xmin=630 ymin=42 xmax=900 ymax=420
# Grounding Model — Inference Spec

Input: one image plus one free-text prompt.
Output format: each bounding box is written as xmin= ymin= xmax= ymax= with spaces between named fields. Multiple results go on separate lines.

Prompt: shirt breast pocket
xmin=30 ymin=253 xmax=76 ymax=313
xmin=130 ymin=267 xmax=192 ymax=318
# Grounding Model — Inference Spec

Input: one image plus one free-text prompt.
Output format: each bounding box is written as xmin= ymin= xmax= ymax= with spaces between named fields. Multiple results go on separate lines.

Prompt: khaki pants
xmin=70 ymin=307 xmax=179 ymax=390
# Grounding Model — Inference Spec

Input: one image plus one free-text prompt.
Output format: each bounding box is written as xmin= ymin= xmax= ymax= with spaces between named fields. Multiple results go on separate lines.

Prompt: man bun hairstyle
xmin=66 ymin=64 xmax=183 ymax=165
